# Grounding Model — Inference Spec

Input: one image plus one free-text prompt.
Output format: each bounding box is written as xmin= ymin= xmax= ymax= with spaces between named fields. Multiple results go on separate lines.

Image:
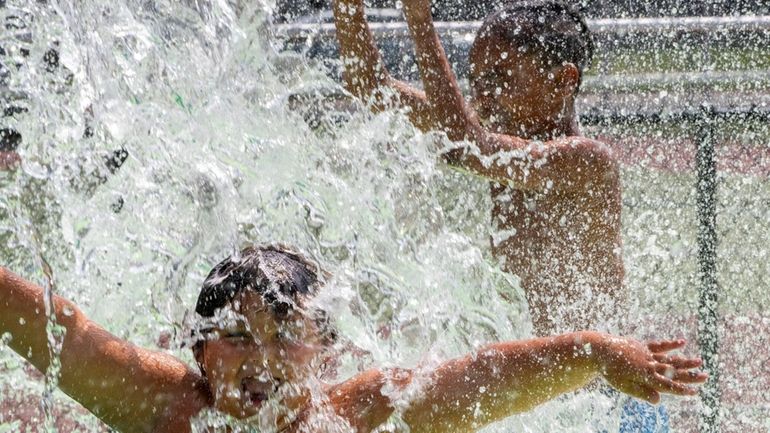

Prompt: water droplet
xmin=664 ymin=367 xmax=675 ymax=379
xmin=62 ymin=306 xmax=75 ymax=317
xmin=583 ymin=343 xmax=592 ymax=355
xmin=500 ymin=51 xmax=508 ymax=60
xmin=18 ymin=318 xmax=26 ymax=325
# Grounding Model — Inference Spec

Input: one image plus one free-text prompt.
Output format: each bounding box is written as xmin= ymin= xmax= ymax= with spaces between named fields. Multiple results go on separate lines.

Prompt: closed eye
xmin=472 ymin=70 xmax=508 ymax=95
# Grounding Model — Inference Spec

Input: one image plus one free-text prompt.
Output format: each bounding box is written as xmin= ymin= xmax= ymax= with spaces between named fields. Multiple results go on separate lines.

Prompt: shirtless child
xmin=334 ymin=0 xmax=622 ymax=336
xmin=1 ymin=245 xmax=705 ymax=433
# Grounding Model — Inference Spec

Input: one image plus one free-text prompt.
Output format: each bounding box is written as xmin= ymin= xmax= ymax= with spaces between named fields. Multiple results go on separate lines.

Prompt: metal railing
xmin=276 ymin=14 xmax=770 ymax=35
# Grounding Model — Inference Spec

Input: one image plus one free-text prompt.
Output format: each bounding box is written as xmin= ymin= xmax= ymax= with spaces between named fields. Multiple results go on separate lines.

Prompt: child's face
xmin=469 ymin=37 xmax=576 ymax=137
xmin=199 ymin=291 xmax=327 ymax=419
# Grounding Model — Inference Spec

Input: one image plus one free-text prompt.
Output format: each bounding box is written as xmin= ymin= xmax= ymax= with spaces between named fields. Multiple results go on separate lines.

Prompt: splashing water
xmin=1 ymin=1 xmax=768 ymax=432
xmin=1 ymin=1 xmax=540 ymax=430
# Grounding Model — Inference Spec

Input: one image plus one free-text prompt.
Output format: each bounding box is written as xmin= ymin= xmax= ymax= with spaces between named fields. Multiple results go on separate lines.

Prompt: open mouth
xmin=241 ymin=376 xmax=282 ymax=407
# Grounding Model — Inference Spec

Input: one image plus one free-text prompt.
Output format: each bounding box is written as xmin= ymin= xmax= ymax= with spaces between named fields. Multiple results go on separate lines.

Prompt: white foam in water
xmin=4 ymin=0 xmax=765 ymax=432
xmin=0 ymin=1 xmax=538 ymax=430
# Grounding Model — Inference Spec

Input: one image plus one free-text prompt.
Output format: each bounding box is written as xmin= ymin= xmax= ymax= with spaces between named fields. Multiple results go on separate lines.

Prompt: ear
xmin=554 ymin=62 xmax=580 ymax=97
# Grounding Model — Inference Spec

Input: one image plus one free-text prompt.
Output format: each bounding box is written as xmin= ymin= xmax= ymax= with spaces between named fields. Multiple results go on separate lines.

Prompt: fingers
xmin=650 ymin=373 xmax=700 ymax=396
xmin=647 ymin=339 xmax=685 ymax=353
xmin=652 ymin=353 xmax=703 ymax=369
xmin=0 ymin=151 xmax=21 ymax=171
xmin=654 ymin=363 xmax=708 ymax=384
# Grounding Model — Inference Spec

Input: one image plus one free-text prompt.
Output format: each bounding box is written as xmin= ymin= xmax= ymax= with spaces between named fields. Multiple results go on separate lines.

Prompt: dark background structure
xmin=275 ymin=0 xmax=770 ymax=22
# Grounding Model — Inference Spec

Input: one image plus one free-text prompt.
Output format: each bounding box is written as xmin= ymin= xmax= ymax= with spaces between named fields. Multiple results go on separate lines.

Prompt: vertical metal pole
xmin=695 ymin=106 xmax=720 ymax=433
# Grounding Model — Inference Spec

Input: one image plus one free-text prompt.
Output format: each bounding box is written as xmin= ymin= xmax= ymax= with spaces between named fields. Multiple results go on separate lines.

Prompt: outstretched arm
xmin=329 ymin=332 xmax=706 ymax=433
xmin=332 ymin=0 xmax=433 ymax=130
xmin=402 ymin=332 xmax=704 ymax=433
xmin=0 ymin=267 xmax=206 ymax=433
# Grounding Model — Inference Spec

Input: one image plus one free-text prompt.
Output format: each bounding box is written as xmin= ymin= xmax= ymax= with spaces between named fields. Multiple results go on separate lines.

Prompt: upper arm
xmin=326 ymin=361 xmax=540 ymax=433
xmin=443 ymin=134 xmax=619 ymax=192
xmin=0 ymin=269 xmax=202 ymax=433
xmin=60 ymin=318 xmax=203 ymax=433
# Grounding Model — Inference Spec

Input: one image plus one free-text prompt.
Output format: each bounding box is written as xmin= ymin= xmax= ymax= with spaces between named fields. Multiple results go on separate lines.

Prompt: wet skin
xmin=466 ymin=37 xmax=625 ymax=336
xmin=334 ymin=0 xmax=626 ymax=336
xmin=1 ymin=266 xmax=707 ymax=433
xmin=197 ymin=291 xmax=326 ymax=423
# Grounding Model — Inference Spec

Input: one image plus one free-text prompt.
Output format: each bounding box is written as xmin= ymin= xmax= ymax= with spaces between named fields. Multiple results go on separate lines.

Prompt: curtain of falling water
xmin=11 ymin=0 xmax=765 ymax=432
xmin=0 ymin=0 xmax=565 ymax=431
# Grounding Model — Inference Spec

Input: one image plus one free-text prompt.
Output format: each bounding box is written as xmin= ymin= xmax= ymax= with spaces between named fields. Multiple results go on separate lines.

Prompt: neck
xmin=525 ymin=119 xmax=578 ymax=141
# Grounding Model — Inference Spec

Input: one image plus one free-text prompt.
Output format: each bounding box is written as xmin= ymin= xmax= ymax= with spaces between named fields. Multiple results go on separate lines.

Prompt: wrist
xmin=333 ymin=0 xmax=363 ymax=15
xmin=402 ymin=3 xmax=433 ymax=25
xmin=571 ymin=331 xmax=610 ymax=372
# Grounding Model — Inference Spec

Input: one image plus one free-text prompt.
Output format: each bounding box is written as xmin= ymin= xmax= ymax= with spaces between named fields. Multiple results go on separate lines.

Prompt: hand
xmin=596 ymin=336 xmax=707 ymax=404
xmin=0 ymin=151 xmax=21 ymax=171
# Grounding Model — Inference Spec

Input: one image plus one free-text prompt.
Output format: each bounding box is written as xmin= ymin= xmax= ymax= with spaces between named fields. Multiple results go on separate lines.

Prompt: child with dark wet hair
xmin=1 ymin=244 xmax=705 ymax=433
xmin=334 ymin=0 xmax=615 ymax=335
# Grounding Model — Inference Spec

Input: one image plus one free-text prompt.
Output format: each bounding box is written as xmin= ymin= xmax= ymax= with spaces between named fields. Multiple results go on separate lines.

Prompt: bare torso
xmin=489 ymin=165 xmax=626 ymax=336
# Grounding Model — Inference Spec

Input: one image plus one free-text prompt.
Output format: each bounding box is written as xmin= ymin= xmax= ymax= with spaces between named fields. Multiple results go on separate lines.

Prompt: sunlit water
xmin=1 ymin=1 xmax=768 ymax=432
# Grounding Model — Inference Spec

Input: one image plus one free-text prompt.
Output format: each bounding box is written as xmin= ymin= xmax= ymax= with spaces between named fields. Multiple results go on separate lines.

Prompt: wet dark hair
xmin=192 ymin=245 xmax=337 ymax=375
xmin=195 ymin=245 xmax=321 ymax=319
xmin=472 ymin=0 xmax=594 ymax=84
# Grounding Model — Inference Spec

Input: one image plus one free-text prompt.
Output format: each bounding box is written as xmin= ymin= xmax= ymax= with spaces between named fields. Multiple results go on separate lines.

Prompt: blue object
xmin=618 ymin=397 xmax=670 ymax=433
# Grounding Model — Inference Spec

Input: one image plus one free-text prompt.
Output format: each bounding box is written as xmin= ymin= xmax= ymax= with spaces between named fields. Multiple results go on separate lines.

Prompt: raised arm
xmin=329 ymin=332 xmax=706 ymax=433
xmin=332 ymin=0 xmax=433 ymax=130
xmin=0 ymin=267 xmax=207 ymax=433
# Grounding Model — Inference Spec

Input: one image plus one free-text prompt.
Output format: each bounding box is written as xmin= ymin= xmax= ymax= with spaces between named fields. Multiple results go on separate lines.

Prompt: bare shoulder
xmin=552 ymin=135 xmax=621 ymax=183
xmin=551 ymin=135 xmax=617 ymax=160
xmin=325 ymin=368 xmax=413 ymax=432
xmin=153 ymin=372 xmax=211 ymax=433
